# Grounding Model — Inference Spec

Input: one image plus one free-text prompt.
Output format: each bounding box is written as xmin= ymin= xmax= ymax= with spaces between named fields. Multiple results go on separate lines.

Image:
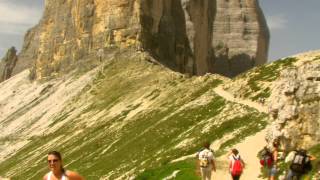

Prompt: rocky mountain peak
xmin=1 ymin=0 xmax=269 ymax=81
xmin=0 ymin=47 xmax=18 ymax=82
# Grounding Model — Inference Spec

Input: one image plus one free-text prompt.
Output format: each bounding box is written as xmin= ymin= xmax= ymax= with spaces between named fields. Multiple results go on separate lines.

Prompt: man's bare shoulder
xmin=66 ymin=170 xmax=84 ymax=180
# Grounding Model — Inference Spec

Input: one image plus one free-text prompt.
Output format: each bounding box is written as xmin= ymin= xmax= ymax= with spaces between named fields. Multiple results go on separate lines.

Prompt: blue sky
xmin=0 ymin=0 xmax=319 ymax=61
xmin=259 ymin=0 xmax=320 ymax=61
xmin=0 ymin=0 xmax=43 ymax=58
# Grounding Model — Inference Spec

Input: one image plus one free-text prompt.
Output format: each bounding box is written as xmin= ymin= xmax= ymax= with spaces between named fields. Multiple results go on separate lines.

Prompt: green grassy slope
xmin=0 ymin=51 xmax=268 ymax=179
xmin=224 ymin=57 xmax=298 ymax=102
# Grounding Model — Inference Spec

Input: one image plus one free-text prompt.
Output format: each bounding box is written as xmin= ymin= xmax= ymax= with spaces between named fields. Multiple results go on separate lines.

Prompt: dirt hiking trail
xmin=212 ymin=85 xmax=268 ymax=179
xmin=213 ymin=86 xmax=268 ymax=113
xmin=212 ymin=129 xmax=266 ymax=180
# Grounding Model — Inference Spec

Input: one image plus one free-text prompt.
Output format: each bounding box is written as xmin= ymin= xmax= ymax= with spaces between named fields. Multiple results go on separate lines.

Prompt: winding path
xmin=213 ymin=86 xmax=268 ymax=113
xmin=212 ymin=85 xmax=268 ymax=180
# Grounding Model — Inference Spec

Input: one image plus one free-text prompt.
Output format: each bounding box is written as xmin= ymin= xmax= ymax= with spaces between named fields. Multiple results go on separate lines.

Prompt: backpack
xmin=290 ymin=150 xmax=311 ymax=174
xmin=199 ymin=150 xmax=211 ymax=168
xmin=259 ymin=147 xmax=274 ymax=168
xmin=231 ymin=155 xmax=243 ymax=176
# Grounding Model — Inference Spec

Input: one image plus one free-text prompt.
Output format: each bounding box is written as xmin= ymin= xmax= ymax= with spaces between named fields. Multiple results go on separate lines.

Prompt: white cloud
xmin=266 ymin=14 xmax=288 ymax=30
xmin=0 ymin=2 xmax=42 ymax=34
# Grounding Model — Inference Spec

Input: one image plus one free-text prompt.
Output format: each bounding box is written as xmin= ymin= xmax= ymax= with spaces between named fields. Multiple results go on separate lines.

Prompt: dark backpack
xmin=290 ymin=150 xmax=312 ymax=174
xmin=259 ymin=147 xmax=273 ymax=168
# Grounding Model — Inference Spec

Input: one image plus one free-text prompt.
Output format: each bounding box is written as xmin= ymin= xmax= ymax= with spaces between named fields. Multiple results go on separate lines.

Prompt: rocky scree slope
xmin=0 ymin=50 xmax=268 ymax=179
xmin=0 ymin=0 xmax=269 ymax=82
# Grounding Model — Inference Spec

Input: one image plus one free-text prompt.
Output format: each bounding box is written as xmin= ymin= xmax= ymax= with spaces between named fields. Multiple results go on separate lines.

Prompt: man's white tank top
xmin=47 ymin=171 xmax=67 ymax=180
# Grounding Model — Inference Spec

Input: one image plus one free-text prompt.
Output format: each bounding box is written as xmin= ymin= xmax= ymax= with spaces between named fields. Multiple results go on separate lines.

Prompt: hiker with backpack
xmin=229 ymin=148 xmax=245 ymax=180
xmin=196 ymin=142 xmax=216 ymax=180
xmin=285 ymin=149 xmax=315 ymax=180
xmin=260 ymin=146 xmax=274 ymax=169
xmin=259 ymin=143 xmax=281 ymax=179
xmin=267 ymin=140 xmax=280 ymax=180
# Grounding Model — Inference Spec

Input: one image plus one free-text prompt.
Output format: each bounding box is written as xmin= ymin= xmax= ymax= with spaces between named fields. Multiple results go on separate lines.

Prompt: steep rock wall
xmin=13 ymin=25 xmax=42 ymax=80
xmin=4 ymin=0 xmax=269 ymax=80
xmin=211 ymin=0 xmax=269 ymax=76
xmin=32 ymin=0 xmax=141 ymax=79
xmin=267 ymin=57 xmax=320 ymax=150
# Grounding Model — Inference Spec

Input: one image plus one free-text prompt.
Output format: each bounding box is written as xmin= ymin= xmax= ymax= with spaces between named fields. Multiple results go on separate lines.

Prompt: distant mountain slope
xmin=0 ymin=49 xmax=268 ymax=179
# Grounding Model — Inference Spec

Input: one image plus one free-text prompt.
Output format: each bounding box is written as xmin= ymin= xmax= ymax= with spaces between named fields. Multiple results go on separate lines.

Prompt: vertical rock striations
xmin=211 ymin=0 xmax=269 ymax=76
xmin=141 ymin=0 xmax=269 ymax=76
xmin=29 ymin=0 xmax=142 ymax=79
xmin=2 ymin=0 xmax=269 ymax=80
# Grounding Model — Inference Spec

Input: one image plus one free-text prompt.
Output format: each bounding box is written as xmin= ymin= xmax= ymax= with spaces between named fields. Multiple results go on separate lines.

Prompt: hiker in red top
xmin=268 ymin=140 xmax=279 ymax=180
xmin=259 ymin=146 xmax=274 ymax=168
xmin=228 ymin=148 xmax=245 ymax=180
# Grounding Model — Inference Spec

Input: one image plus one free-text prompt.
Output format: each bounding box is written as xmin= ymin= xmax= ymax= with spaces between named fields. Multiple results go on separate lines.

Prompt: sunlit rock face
xmin=267 ymin=59 xmax=320 ymax=151
xmin=28 ymin=0 xmax=142 ymax=79
xmin=7 ymin=0 xmax=269 ymax=79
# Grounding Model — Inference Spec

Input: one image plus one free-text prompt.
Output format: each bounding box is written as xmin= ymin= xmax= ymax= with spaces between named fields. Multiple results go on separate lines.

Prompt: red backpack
xmin=231 ymin=155 xmax=243 ymax=176
xmin=259 ymin=148 xmax=274 ymax=168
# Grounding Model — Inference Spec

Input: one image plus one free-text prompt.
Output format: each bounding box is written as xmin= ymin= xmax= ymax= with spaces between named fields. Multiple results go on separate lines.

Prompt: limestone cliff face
xmin=211 ymin=0 xmax=269 ymax=76
xmin=13 ymin=26 xmax=41 ymax=78
xmin=267 ymin=54 xmax=320 ymax=150
xmin=28 ymin=0 xmax=141 ymax=79
xmin=0 ymin=47 xmax=18 ymax=82
xmin=8 ymin=0 xmax=269 ymax=79
xmin=141 ymin=0 xmax=269 ymax=76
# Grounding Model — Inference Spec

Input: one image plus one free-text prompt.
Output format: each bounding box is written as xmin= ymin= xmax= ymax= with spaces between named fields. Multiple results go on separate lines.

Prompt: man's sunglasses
xmin=47 ymin=159 xmax=59 ymax=163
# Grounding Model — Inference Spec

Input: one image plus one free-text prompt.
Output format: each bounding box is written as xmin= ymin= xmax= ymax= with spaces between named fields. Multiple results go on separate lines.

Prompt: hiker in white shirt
xmin=43 ymin=151 xmax=84 ymax=180
xmin=197 ymin=142 xmax=216 ymax=180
